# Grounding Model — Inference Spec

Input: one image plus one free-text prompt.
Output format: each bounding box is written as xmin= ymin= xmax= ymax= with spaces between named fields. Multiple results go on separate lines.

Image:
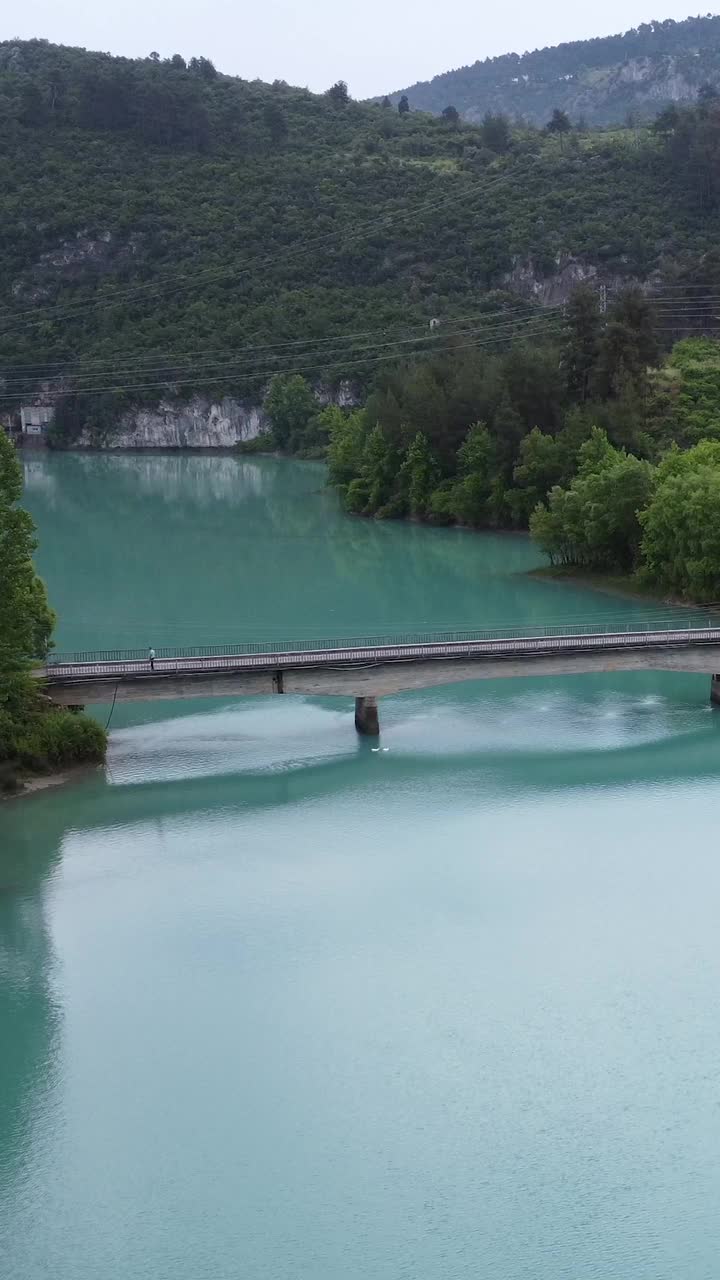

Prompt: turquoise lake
xmin=2 ymin=452 xmax=720 ymax=1279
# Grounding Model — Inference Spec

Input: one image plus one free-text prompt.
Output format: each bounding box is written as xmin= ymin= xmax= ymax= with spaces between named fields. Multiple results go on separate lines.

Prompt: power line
xmin=0 ymin=165 xmax=525 ymax=336
xmin=0 ymin=305 xmax=563 ymax=388
xmin=0 ymin=310 xmax=568 ymax=397
xmin=0 ymin=303 xmax=541 ymax=373
xmin=5 ymin=284 xmax=719 ymax=403
xmin=5 ymin=290 xmax=719 ymax=385
xmin=0 ymin=313 xmax=567 ymax=402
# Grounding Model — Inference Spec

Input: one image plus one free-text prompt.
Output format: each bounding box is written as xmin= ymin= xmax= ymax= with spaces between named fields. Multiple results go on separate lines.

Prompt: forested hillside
xmin=2 ymin=36 xmax=720 ymax=441
xmin=387 ymin=15 xmax=720 ymax=126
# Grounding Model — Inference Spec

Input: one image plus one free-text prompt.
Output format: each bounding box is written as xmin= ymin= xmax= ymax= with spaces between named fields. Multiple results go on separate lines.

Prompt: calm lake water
xmin=3 ymin=452 xmax=720 ymax=1280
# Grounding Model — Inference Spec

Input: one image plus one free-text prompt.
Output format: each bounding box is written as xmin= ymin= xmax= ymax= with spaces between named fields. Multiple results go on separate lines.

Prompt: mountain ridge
xmin=1 ymin=36 xmax=720 ymax=441
xmin=383 ymin=14 xmax=720 ymax=125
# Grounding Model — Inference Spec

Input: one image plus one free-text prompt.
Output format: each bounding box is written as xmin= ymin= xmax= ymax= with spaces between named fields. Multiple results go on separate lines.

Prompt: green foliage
xmin=592 ymin=288 xmax=659 ymax=399
xmin=511 ymin=427 xmax=569 ymax=524
xmin=0 ymin=431 xmax=106 ymax=775
xmin=0 ymin=431 xmax=55 ymax=669
xmin=326 ymin=286 xmax=683 ymax=542
xmin=427 ymin=481 xmax=457 ymax=524
xmin=0 ymin=675 xmax=106 ymax=771
xmin=236 ymin=430 xmax=274 ymax=454
xmin=547 ymin=108 xmax=571 ymax=135
xmin=326 ymin=408 xmax=370 ymax=491
xmin=530 ymin=429 xmax=654 ymax=570
xmin=360 ymin=425 xmax=400 ymax=515
xmin=399 ymin=432 xmax=439 ymax=517
xmin=639 ymin=441 xmax=720 ymax=599
xmin=326 ymin=81 xmax=350 ymax=109
xmin=263 ymin=374 xmax=317 ymax=451
xmin=451 ymin=423 xmax=497 ymax=526
xmin=480 ymin=112 xmax=511 ymax=154
xmin=662 ymin=97 xmax=720 ymax=211
xmin=562 ymin=285 xmax=602 ymax=401
xmin=647 ymin=338 xmax=720 ymax=447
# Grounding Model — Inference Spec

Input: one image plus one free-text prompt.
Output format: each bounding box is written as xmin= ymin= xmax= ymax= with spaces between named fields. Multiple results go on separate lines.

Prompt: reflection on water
xmin=22 ymin=451 xmax=694 ymax=652
xmin=3 ymin=454 xmax=720 ymax=1280
xmin=104 ymin=675 xmax=719 ymax=790
xmin=0 ymin=823 xmax=61 ymax=1215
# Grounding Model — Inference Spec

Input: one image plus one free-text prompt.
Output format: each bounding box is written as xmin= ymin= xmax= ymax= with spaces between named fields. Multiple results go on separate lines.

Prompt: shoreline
xmin=527 ymin=566 xmax=707 ymax=610
xmin=1 ymin=761 xmax=104 ymax=802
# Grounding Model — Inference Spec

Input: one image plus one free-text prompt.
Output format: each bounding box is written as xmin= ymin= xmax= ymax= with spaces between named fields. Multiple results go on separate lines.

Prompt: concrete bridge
xmin=41 ymin=622 xmax=720 ymax=735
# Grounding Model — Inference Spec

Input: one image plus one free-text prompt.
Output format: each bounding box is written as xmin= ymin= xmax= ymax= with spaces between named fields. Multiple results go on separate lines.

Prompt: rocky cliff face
xmin=502 ymin=255 xmax=649 ymax=306
xmin=74 ymin=381 xmax=358 ymax=449
xmin=78 ymin=396 xmax=265 ymax=449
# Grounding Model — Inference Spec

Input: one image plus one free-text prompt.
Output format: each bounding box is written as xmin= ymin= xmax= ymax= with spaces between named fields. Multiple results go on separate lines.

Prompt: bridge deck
xmin=41 ymin=625 xmax=720 ymax=686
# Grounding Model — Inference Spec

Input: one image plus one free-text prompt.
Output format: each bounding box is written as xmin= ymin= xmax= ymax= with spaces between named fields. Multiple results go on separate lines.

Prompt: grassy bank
xmin=0 ymin=695 xmax=107 ymax=798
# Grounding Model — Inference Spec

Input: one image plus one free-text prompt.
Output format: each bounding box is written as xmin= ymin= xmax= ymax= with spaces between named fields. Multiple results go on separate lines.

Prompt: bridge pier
xmin=712 ymin=675 xmax=720 ymax=706
xmin=355 ymin=696 xmax=380 ymax=737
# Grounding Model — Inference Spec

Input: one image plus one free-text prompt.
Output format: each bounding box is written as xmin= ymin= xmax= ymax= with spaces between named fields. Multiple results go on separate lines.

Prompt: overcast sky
xmin=3 ymin=2 xmax=712 ymax=97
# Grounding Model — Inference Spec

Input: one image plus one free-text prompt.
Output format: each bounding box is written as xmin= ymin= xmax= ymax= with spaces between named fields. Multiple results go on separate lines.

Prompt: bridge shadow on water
xmin=7 ymin=676 xmax=720 ymax=852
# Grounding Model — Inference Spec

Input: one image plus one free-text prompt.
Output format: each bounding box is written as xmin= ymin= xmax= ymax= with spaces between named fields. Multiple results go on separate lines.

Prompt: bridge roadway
xmin=40 ymin=623 xmax=720 ymax=734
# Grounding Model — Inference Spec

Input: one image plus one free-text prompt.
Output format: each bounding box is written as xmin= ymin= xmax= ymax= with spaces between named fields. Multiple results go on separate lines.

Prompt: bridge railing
xmin=45 ymin=614 xmax=720 ymax=666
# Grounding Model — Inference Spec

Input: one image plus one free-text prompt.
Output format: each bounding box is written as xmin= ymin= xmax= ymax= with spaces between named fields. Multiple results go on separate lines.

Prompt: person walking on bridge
xmin=148 ymin=646 xmax=156 ymax=671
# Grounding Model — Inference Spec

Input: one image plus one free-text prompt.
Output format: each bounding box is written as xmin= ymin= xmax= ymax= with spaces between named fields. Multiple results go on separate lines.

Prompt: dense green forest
xmin=2 ymin=38 xmax=720 ymax=442
xmin=387 ymin=15 xmax=720 ymax=126
xmin=260 ymin=292 xmax=720 ymax=601
xmin=0 ymin=431 xmax=105 ymax=791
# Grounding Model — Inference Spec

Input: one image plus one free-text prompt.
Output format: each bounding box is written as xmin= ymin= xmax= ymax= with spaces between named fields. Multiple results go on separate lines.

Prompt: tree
xmin=547 ymin=108 xmax=571 ymax=134
xmin=263 ymin=102 xmax=288 ymax=147
xmin=511 ymin=427 xmax=566 ymax=524
xmin=653 ymin=103 xmax=679 ymax=134
xmin=576 ymin=425 xmax=617 ymax=475
xmin=452 ymin=423 xmax=497 ymax=526
xmin=480 ymin=112 xmax=510 ymax=154
xmin=326 ymin=81 xmax=349 ymax=108
xmin=347 ymin=425 xmax=399 ymax=514
xmin=491 ymin=388 xmax=524 ymax=477
xmin=189 ymin=56 xmax=218 ymax=81
xmin=662 ymin=99 xmax=720 ymax=211
xmin=442 ymin=105 xmax=460 ymax=127
xmin=263 ymin=375 xmax=317 ymax=451
xmin=578 ymin=453 xmax=654 ymax=569
xmin=326 ymin=409 xmax=369 ymax=491
xmin=530 ymin=429 xmax=654 ymax=570
xmin=593 ymin=288 xmax=659 ymax=399
xmin=503 ymin=343 xmax=564 ymax=431
xmin=651 ymin=338 xmax=720 ymax=447
xmin=639 ymin=441 xmax=720 ymax=598
xmin=0 ymin=433 xmax=107 ymax=773
xmin=398 ymin=95 xmax=410 ymax=116
xmin=563 ymin=285 xmax=602 ymax=402
xmin=399 ymin=432 xmax=439 ymax=517
xmin=0 ymin=431 xmax=54 ymax=672
xmin=18 ymin=81 xmax=49 ymax=128
xmin=381 ymin=96 xmax=392 ymax=109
